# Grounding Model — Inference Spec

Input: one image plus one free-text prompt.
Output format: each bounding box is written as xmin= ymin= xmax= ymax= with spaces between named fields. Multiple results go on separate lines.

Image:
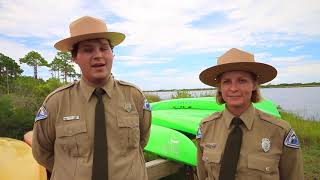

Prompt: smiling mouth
xmin=92 ymin=64 xmax=105 ymax=68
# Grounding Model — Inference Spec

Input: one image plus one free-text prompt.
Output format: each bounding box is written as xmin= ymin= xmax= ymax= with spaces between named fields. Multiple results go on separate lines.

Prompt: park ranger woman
xmin=196 ymin=48 xmax=303 ymax=180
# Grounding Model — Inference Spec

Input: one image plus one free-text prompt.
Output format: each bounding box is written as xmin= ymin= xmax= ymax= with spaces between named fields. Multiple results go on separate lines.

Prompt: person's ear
xmin=253 ymin=82 xmax=258 ymax=91
xmin=72 ymin=57 xmax=78 ymax=64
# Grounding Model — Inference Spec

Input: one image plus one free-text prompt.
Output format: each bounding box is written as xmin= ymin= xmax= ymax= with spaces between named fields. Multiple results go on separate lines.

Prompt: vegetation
xmin=145 ymin=93 xmax=161 ymax=103
xmin=280 ymin=111 xmax=320 ymax=179
xmin=19 ymin=51 xmax=48 ymax=79
xmin=171 ymin=90 xmax=192 ymax=99
xmin=262 ymin=82 xmax=320 ymax=88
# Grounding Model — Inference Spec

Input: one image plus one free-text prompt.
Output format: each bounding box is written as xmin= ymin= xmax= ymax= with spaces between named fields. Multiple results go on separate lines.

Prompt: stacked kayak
xmin=144 ymin=97 xmax=280 ymax=166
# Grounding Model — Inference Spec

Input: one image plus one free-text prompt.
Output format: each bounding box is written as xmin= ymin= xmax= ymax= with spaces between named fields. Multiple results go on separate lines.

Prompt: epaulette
xmin=258 ymin=110 xmax=290 ymax=131
xmin=43 ymin=82 xmax=76 ymax=104
xmin=201 ymin=112 xmax=222 ymax=124
xmin=118 ymin=80 xmax=145 ymax=96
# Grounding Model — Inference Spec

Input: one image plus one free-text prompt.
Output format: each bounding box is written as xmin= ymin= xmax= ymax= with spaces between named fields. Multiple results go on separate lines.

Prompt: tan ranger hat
xmin=199 ymin=48 xmax=277 ymax=87
xmin=54 ymin=16 xmax=125 ymax=52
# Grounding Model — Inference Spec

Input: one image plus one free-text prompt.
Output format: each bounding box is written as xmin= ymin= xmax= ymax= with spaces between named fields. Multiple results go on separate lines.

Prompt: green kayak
xmin=151 ymin=97 xmax=280 ymax=135
xmin=144 ymin=97 xmax=280 ymax=166
xmin=144 ymin=125 xmax=197 ymax=166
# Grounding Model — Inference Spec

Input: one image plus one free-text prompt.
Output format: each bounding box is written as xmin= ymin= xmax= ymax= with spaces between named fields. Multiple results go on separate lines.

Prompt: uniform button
xmin=265 ymin=167 xmax=270 ymax=172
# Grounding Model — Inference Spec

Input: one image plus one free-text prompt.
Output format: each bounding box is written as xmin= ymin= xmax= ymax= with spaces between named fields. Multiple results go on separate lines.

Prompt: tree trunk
xmin=34 ymin=65 xmax=37 ymax=79
xmin=64 ymin=71 xmax=67 ymax=83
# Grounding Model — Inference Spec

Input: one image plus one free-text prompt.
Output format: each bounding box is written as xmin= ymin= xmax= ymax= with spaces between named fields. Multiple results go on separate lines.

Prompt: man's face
xmin=74 ymin=39 xmax=113 ymax=86
xmin=219 ymin=71 xmax=257 ymax=109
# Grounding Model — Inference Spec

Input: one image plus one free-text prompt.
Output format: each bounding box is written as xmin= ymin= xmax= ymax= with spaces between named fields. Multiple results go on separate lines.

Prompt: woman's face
xmin=219 ymin=71 xmax=257 ymax=110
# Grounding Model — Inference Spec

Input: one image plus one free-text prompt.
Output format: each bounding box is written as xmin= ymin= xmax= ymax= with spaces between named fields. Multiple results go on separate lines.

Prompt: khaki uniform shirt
xmin=196 ymin=105 xmax=304 ymax=180
xmin=32 ymin=76 xmax=151 ymax=180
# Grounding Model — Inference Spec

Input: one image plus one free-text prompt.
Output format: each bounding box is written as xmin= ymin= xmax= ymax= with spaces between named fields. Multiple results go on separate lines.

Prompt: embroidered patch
xmin=196 ymin=127 xmax=202 ymax=139
xmin=35 ymin=106 xmax=48 ymax=122
xmin=284 ymin=129 xmax=300 ymax=149
xmin=143 ymin=99 xmax=151 ymax=111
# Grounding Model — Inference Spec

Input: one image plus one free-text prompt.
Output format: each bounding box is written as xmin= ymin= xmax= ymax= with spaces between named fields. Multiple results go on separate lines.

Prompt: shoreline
xmin=143 ymin=84 xmax=320 ymax=92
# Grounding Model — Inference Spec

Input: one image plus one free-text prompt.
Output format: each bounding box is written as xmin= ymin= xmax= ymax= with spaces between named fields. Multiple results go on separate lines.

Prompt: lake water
xmin=145 ymin=87 xmax=320 ymax=121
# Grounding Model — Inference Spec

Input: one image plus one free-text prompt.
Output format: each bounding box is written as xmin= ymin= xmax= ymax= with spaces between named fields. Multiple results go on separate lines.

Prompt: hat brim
xmin=199 ymin=62 xmax=277 ymax=87
xmin=54 ymin=32 xmax=125 ymax=52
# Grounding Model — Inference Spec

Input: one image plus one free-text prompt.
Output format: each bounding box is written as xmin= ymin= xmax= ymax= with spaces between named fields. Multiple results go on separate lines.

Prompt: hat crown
xmin=69 ymin=16 xmax=108 ymax=37
xmin=218 ymin=48 xmax=255 ymax=65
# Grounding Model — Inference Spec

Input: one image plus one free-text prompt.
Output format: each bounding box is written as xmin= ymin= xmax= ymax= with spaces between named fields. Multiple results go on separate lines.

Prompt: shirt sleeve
xmin=140 ymin=109 xmax=151 ymax=148
xmin=279 ymin=129 xmax=304 ymax=180
xmin=32 ymin=103 xmax=56 ymax=172
xmin=139 ymin=97 xmax=151 ymax=148
xmin=196 ymin=137 xmax=208 ymax=180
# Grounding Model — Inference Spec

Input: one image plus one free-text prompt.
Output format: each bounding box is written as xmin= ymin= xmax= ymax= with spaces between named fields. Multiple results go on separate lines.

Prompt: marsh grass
xmin=145 ymin=93 xmax=161 ymax=103
xmin=280 ymin=111 xmax=320 ymax=146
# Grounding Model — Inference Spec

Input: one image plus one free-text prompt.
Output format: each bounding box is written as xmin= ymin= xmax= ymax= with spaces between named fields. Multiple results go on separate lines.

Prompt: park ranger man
xmin=32 ymin=16 xmax=151 ymax=180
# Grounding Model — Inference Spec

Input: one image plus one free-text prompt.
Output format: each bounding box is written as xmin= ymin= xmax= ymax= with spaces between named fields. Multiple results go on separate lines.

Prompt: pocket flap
xmin=117 ymin=115 xmax=139 ymax=127
xmin=203 ymin=149 xmax=222 ymax=163
xmin=248 ymin=155 xmax=278 ymax=173
xmin=56 ymin=122 xmax=87 ymax=137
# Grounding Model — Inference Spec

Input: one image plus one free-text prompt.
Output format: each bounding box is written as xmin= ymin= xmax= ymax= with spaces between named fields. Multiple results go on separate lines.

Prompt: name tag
xmin=63 ymin=116 xmax=80 ymax=121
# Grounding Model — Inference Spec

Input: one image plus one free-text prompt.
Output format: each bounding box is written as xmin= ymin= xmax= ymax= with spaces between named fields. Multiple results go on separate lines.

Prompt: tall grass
xmin=171 ymin=90 xmax=192 ymax=99
xmin=145 ymin=93 xmax=161 ymax=103
xmin=280 ymin=111 xmax=320 ymax=146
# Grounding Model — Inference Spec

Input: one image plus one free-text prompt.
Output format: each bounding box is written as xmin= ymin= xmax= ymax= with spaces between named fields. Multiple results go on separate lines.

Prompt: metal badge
xmin=125 ymin=103 xmax=132 ymax=112
xmin=261 ymin=138 xmax=271 ymax=152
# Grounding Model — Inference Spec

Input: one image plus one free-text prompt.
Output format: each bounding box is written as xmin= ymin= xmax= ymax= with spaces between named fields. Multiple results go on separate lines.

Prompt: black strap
xmin=92 ymin=88 xmax=108 ymax=180
xmin=219 ymin=117 xmax=243 ymax=180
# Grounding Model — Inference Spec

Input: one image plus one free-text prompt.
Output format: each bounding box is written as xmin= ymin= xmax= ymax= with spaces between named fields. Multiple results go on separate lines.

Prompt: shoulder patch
xmin=284 ymin=129 xmax=300 ymax=149
xmin=196 ymin=126 xmax=202 ymax=139
xmin=201 ymin=112 xmax=222 ymax=124
xmin=258 ymin=110 xmax=290 ymax=130
xmin=143 ymin=98 xmax=151 ymax=111
xmin=35 ymin=106 xmax=48 ymax=122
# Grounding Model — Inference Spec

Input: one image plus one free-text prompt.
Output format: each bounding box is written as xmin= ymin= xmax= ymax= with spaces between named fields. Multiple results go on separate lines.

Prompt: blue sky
xmin=0 ymin=0 xmax=319 ymax=90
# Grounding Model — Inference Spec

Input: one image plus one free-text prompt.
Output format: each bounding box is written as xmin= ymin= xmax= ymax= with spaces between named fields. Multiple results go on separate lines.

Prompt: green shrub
xmin=145 ymin=93 xmax=161 ymax=103
xmin=280 ymin=111 xmax=320 ymax=146
xmin=171 ymin=90 xmax=192 ymax=99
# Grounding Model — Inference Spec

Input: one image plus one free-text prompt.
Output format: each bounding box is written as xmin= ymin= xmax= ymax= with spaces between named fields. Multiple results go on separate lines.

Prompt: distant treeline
xmin=261 ymin=82 xmax=320 ymax=88
xmin=144 ymin=82 xmax=320 ymax=92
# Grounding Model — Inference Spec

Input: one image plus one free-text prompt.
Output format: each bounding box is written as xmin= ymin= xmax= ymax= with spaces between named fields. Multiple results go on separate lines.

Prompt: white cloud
xmin=267 ymin=55 xmax=320 ymax=84
xmin=0 ymin=38 xmax=30 ymax=60
xmin=0 ymin=0 xmax=319 ymax=89
xmin=289 ymin=45 xmax=304 ymax=52
xmin=115 ymin=55 xmax=172 ymax=66
xmin=101 ymin=0 xmax=320 ymax=56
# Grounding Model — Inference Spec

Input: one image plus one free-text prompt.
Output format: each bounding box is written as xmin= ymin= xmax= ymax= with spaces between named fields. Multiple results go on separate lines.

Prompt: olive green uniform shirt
xmin=32 ymin=76 xmax=151 ymax=180
xmin=196 ymin=105 xmax=304 ymax=180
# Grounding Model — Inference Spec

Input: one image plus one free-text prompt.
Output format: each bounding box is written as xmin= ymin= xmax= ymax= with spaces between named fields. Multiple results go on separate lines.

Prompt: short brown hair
xmin=215 ymin=72 xmax=262 ymax=104
xmin=71 ymin=39 xmax=114 ymax=58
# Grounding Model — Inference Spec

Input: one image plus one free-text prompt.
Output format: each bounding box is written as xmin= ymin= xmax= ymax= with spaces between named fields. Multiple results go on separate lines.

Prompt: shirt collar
xmin=223 ymin=104 xmax=255 ymax=130
xmin=80 ymin=75 xmax=115 ymax=102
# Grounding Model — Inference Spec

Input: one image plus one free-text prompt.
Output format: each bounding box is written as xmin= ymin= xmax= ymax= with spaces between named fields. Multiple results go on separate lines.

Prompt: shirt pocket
xmin=203 ymin=148 xmax=221 ymax=180
xmin=117 ymin=112 xmax=140 ymax=152
xmin=56 ymin=122 xmax=88 ymax=157
xmin=246 ymin=154 xmax=280 ymax=180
